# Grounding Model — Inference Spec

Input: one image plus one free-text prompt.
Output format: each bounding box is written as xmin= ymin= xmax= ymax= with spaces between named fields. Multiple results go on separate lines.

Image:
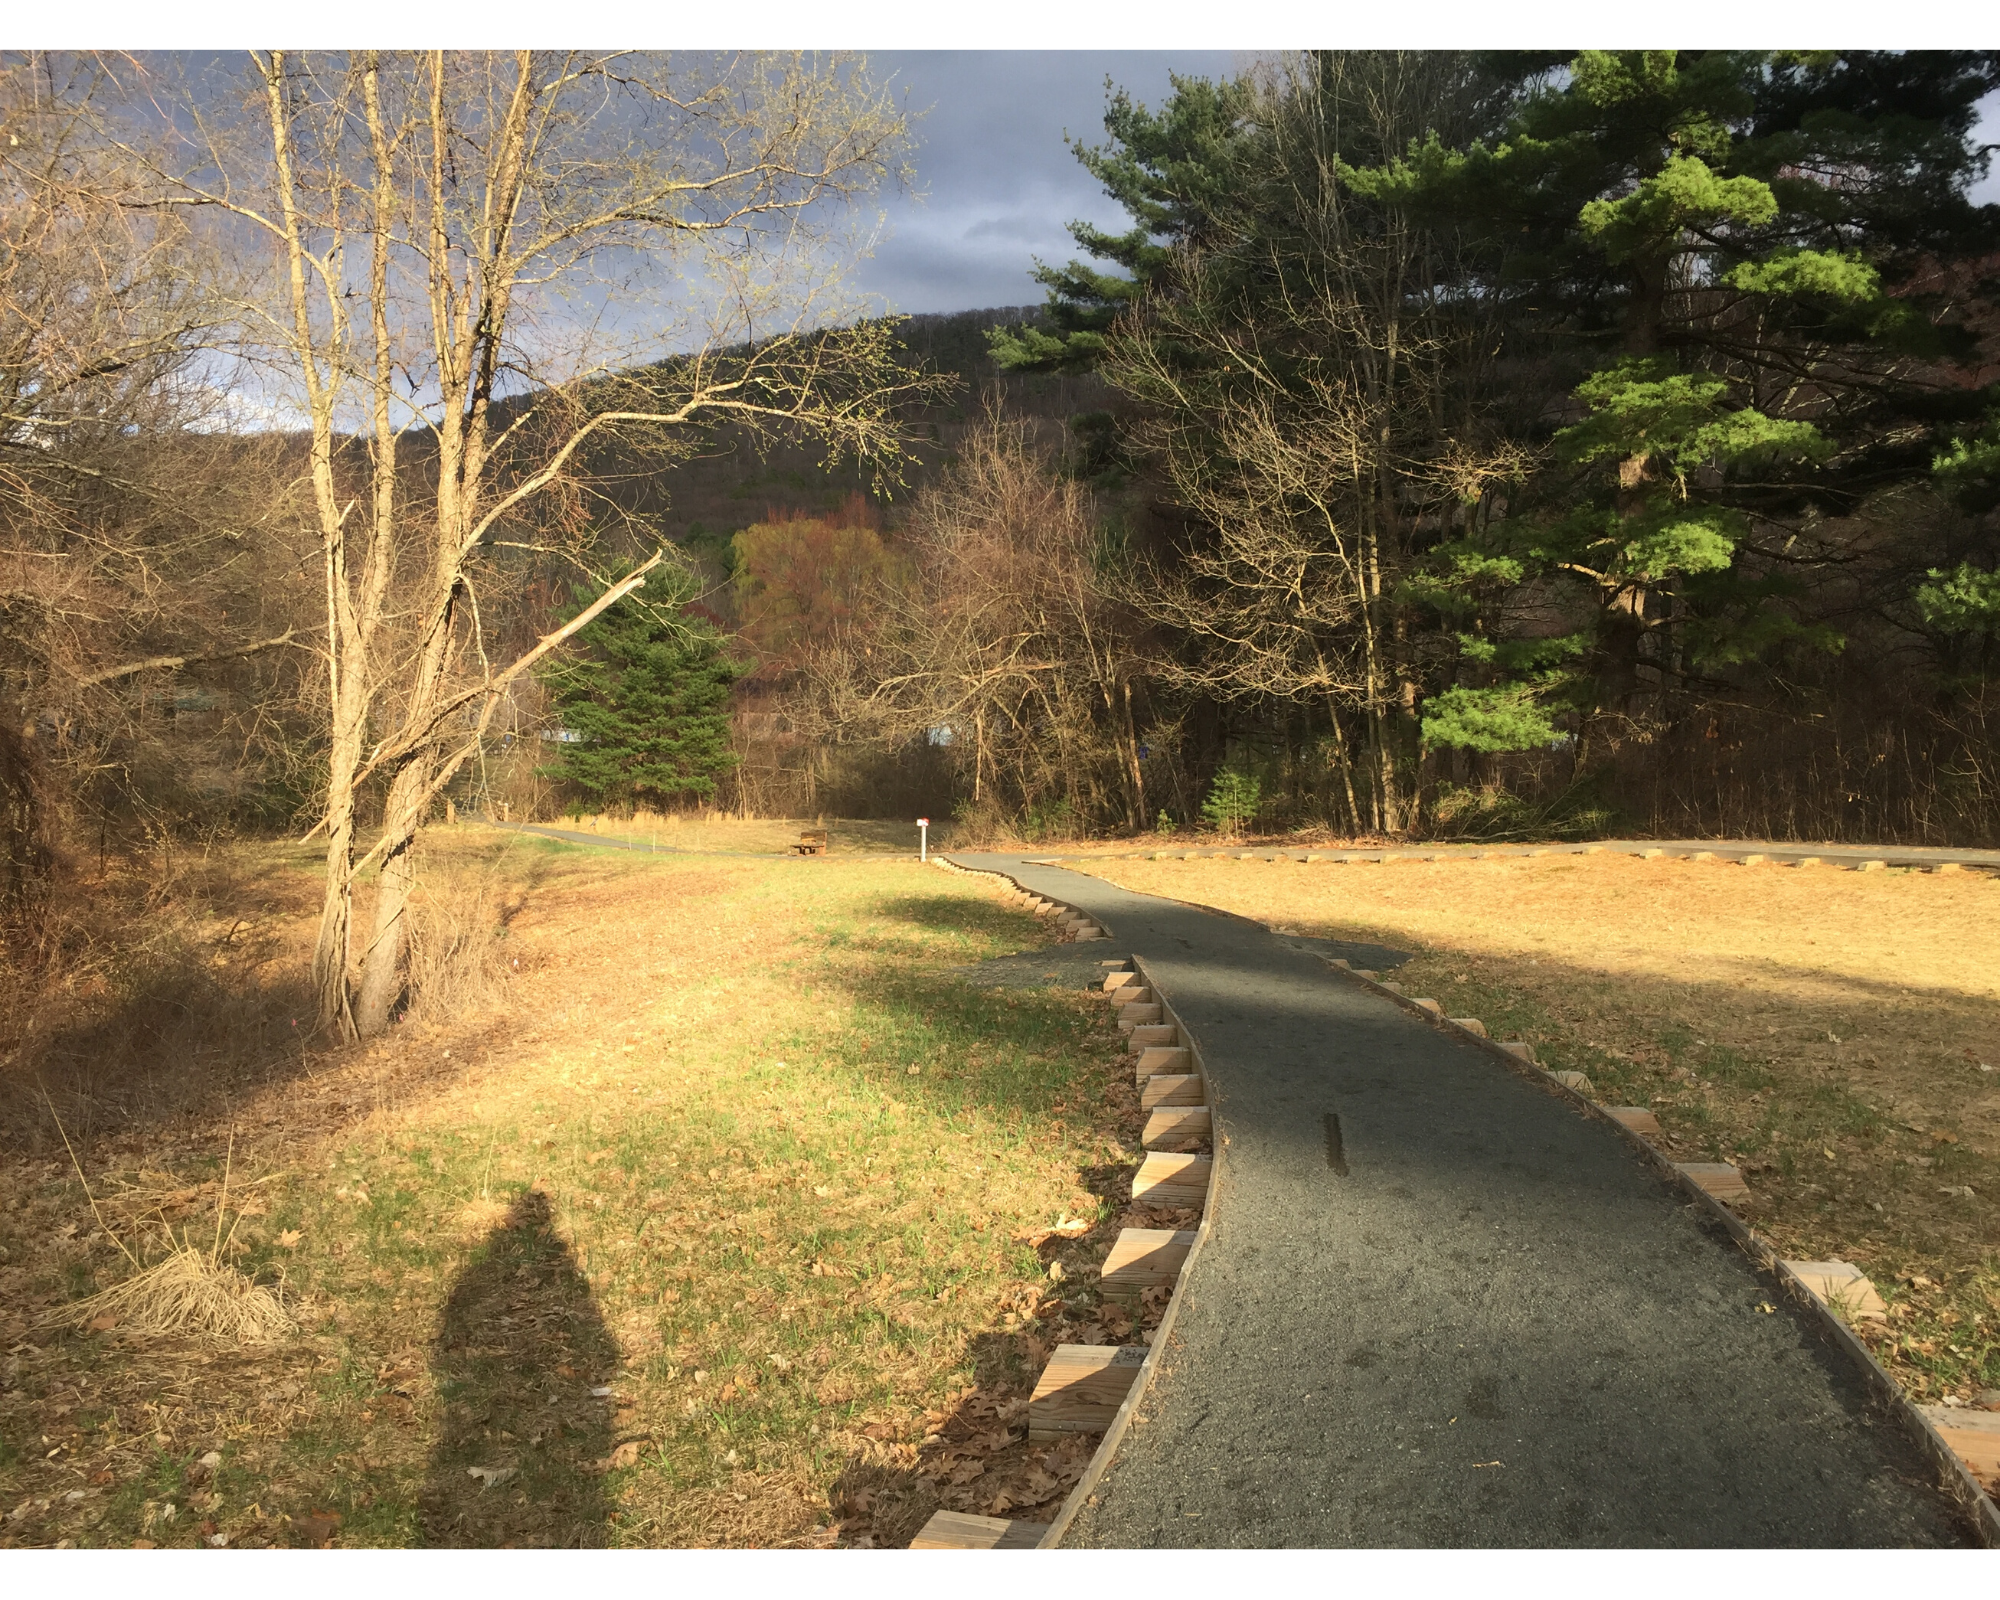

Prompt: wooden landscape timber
xmin=1027 ymin=1345 xmax=1149 ymax=1440
xmin=1677 ymin=1162 xmax=1754 ymax=1202
xmin=1133 ymin=1045 xmax=1191 ymax=1082
xmin=1142 ymin=1106 xmax=1211 ymax=1148
xmin=1098 ymin=1229 xmax=1198 ymax=1301
xmin=1131 ymin=1152 xmax=1212 ymax=1208
xmin=916 ymin=854 xmax=2000 ymax=1539
xmin=1919 ymin=1410 xmax=2000 ymax=1483
xmin=1138 ymin=1073 xmax=1203 ymax=1110
xmin=908 ymin=1511 xmax=1045 ymax=1549
xmin=1783 ymin=1260 xmax=1889 ymax=1321
xmin=909 ymin=866 xmax=1216 ymax=1549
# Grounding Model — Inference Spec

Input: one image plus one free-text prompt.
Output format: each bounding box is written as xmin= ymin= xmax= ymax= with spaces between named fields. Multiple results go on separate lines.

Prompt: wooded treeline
xmin=678 ymin=49 xmax=2000 ymax=850
xmin=8 ymin=49 xmax=2000 ymax=1027
xmin=966 ymin=50 xmax=2000 ymax=846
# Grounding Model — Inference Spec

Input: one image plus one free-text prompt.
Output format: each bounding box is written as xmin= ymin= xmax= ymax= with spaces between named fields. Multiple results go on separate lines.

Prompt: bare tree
xmin=118 ymin=50 xmax=940 ymax=1036
xmin=0 ymin=53 xmax=319 ymax=897
xmin=808 ymin=413 xmax=1150 ymax=833
xmin=1106 ymin=51 xmax=1507 ymax=833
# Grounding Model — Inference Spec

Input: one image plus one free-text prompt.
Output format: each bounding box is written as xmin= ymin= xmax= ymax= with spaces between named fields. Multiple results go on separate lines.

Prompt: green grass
xmin=2 ymin=843 xmax=1135 ymax=1549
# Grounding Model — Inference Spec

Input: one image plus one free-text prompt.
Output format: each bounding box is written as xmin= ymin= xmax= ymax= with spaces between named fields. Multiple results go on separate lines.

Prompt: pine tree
xmin=1342 ymin=51 xmax=2000 ymax=757
xmin=538 ymin=561 xmax=745 ymax=811
xmin=1199 ymin=764 xmax=1262 ymax=836
xmin=987 ymin=74 xmax=1252 ymax=373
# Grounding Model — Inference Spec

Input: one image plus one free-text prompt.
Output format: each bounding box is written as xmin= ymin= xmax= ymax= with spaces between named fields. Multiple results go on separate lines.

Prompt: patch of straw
xmin=40 ymin=1107 xmax=290 ymax=1344
xmin=41 ymin=1244 xmax=294 ymax=1343
xmin=404 ymin=847 xmax=509 ymax=1023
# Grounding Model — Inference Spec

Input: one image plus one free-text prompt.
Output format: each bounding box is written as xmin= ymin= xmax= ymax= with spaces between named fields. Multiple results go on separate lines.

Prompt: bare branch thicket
xmin=0 ymin=54 xmax=320 ymax=873
xmin=1106 ymin=51 xmax=1511 ymax=833
xmin=117 ymin=49 xmax=943 ymax=1037
xmin=802 ymin=413 xmax=1151 ymax=834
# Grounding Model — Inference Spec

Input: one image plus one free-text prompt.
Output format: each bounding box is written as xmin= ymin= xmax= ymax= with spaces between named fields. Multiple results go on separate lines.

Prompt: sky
xmin=852 ymin=51 xmax=2000 ymax=320
xmin=853 ymin=51 xmax=1243 ymax=316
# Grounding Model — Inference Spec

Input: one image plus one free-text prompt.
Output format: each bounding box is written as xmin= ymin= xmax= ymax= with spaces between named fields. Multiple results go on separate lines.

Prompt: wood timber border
xmin=1032 ymin=949 xmax=1215 ymax=1549
xmin=1317 ymin=947 xmax=2000 ymax=1546
xmin=915 ymin=858 xmax=1216 ymax=1549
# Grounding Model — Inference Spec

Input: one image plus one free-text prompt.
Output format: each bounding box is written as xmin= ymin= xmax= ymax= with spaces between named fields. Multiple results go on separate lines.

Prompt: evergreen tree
xmin=982 ymin=50 xmax=2000 ymax=836
xmin=987 ymin=75 xmax=1253 ymax=372
xmin=538 ymin=561 xmax=745 ymax=811
xmin=1342 ymin=51 xmax=2000 ymax=759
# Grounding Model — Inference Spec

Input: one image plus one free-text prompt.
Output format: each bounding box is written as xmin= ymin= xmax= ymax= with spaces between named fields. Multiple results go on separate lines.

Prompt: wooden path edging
xmin=1061 ymin=840 xmax=2000 ymax=875
xmin=1318 ymin=952 xmax=2000 ymax=1546
xmin=930 ymin=855 xmax=1107 ymax=942
xmin=1032 ymin=949 xmax=1215 ymax=1550
xmin=908 ymin=860 xmax=1216 ymax=1550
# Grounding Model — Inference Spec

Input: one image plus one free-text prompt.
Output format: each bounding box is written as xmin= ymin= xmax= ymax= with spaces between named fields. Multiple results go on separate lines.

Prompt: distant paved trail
xmin=952 ymin=853 xmax=1978 ymax=1549
xmin=482 ymin=821 xmax=795 ymax=859
xmin=1039 ymin=837 xmax=2000 ymax=871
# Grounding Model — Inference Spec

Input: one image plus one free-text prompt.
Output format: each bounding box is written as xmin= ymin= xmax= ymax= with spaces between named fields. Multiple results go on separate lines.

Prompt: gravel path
xmin=951 ymin=853 xmax=1977 ymax=1548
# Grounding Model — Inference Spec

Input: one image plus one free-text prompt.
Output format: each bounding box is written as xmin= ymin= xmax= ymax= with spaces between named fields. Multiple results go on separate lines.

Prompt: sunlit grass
xmin=7 ymin=839 xmax=1135 ymax=1548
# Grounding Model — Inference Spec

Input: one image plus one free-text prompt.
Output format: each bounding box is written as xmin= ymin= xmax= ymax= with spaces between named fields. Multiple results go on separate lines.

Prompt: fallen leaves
xmin=294 ymin=1509 xmax=342 ymax=1546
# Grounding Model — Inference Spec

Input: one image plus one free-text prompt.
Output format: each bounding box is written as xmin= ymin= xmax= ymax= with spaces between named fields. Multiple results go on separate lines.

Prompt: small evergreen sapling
xmin=538 ymin=560 xmax=745 ymax=812
xmin=1200 ymin=765 xmax=1262 ymax=837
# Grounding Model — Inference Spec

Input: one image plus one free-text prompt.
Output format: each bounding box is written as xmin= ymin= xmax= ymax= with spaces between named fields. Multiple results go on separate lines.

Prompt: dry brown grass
xmin=1076 ymin=851 xmax=2000 ymax=1403
xmin=0 ymin=824 xmax=1138 ymax=1549
xmin=40 ymin=1247 xmax=292 ymax=1344
xmin=0 ymin=836 xmax=326 ymax=1151
xmin=401 ymin=848 xmax=520 ymax=1025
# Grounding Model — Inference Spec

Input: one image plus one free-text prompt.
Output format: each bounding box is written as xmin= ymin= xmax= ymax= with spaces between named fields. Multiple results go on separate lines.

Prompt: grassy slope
xmin=0 ymin=831 xmax=1143 ymax=1548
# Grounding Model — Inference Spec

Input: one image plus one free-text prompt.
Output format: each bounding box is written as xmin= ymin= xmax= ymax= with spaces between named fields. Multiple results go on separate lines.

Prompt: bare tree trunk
xmin=1120 ymin=678 xmax=1148 ymax=830
xmin=1325 ymin=698 xmax=1361 ymax=834
xmin=355 ymin=760 xmax=428 ymax=1033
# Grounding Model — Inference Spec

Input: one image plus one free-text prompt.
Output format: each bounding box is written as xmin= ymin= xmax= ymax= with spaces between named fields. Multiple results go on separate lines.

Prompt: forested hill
xmin=629 ymin=305 xmax=1116 ymax=551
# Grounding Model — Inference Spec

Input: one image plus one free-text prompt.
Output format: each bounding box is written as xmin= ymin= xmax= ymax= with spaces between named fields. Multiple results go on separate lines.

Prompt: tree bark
xmin=1120 ymin=677 xmax=1148 ymax=830
xmin=354 ymin=759 xmax=427 ymax=1034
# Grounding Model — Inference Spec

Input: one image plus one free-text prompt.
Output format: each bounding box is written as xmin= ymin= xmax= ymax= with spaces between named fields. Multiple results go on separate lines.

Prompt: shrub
xmin=1200 ymin=766 xmax=1262 ymax=837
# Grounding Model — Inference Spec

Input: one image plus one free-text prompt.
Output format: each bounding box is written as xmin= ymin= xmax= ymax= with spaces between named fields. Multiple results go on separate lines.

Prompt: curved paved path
xmin=952 ymin=853 xmax=1977 ymax=1548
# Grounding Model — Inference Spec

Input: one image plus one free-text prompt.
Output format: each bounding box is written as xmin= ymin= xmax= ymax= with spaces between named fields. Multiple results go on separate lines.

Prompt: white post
xmin=917 ymin=816 xmax=930 ymax=862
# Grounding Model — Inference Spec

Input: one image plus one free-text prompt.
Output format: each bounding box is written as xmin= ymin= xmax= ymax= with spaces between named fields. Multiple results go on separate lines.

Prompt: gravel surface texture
xmin=951 ymin=853 xmax=1976 ymax=1549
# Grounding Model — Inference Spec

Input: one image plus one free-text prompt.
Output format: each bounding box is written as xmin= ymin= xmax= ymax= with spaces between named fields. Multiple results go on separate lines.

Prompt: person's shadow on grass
xmin=420 ymin=1189 xmax=621 ymax=1547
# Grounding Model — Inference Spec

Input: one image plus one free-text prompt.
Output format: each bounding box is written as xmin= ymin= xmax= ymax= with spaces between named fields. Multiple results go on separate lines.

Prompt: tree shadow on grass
xmin=868 ymin=891 xmax=1052 ymax=948
xmin=827 ymin=959 xmax=1136 ymax=1128
xmin=421 ymin=1190 xmax=622 ymax=1548
xmin=1 ymin=838 xmax=574 ymax=1157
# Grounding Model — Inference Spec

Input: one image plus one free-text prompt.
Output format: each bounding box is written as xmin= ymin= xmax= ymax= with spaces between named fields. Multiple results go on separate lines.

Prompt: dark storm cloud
xmin=858 ymin=51 xmax=1242 ymax=315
